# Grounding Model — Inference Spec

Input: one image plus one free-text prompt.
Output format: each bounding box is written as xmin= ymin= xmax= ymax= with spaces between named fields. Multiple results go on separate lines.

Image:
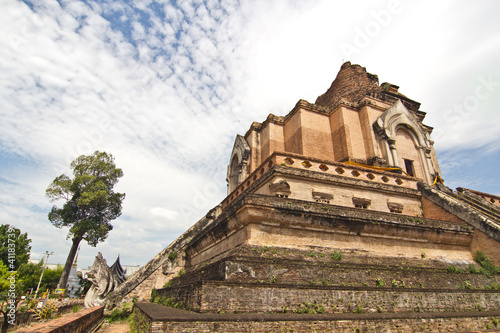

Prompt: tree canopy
xmin=0 ymin=226 xmax=33 ymax=333
xmin=46 ymin=151 xmax=125 ymax=289
xmin=0 ymin=225 xmax=31 ymax=271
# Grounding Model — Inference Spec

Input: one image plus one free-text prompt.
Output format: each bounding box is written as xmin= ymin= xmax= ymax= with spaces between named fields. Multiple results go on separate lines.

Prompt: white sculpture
xmin=84 ymin=252 xmax=122 ymax=308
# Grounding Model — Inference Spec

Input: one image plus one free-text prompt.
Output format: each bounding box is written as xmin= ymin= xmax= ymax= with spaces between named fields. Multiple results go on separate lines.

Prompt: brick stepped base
xmin=169 ymin=245 xmax=499 ymax=290
xmin=158 ymin=245 xmax=500 ymax=314
xmin=161 ymin=280 xmax=500 ymax=314
xmin=135 ymin=302 xmax=500 ymax=333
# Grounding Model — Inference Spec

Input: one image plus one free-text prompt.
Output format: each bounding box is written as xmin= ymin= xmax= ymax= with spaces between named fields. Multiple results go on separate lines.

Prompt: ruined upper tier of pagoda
xmin=227 ymin=61 xmax=441 ymax=195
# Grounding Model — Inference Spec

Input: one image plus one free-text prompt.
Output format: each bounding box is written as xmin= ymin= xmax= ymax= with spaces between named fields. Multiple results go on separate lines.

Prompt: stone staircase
xmin=456 ymin=188 xmax=500 ymax=225
xmin=419 ymin=182 xmax=500 ymax=242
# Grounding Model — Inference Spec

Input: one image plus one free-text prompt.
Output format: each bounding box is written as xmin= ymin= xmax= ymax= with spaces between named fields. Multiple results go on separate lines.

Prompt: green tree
xmin=16 ymin=262 xmax=63 ymax=295
xmin=46 ymin=151 xmax=125 ymax=289
xmin=0 ymin=262 xmax=24 ymax=333
xmin=16 ymin=261 xmax=43 ymax=292
xmin=0 ymin=225 xmax=31 ymax=270
xmin=41 ymin=265 xmax=64 ymax=291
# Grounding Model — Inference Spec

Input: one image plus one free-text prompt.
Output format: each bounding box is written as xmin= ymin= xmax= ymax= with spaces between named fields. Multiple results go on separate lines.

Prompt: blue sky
xmin=1 ymin=0 xmax=499 ymax=269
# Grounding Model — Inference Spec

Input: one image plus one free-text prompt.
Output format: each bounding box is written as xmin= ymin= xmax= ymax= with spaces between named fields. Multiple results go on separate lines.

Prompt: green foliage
xmin=296 ymin=301 xmax=324 ymax=314
xmin=150 ymin=288 xmax=157 ymax=301
xmin=46 ymin=151 xmax=125 ymax=288
xmin=151 ymin=295 xmax=184 ymax=309
xmin=168 ymin=251 xmax=178 ymax=261
xmin=177 ymin=269 xmax=185 ymax=277
xmin=468 ymin=263 xmax=481 ymax=274
xmin=17 ymin=262 xmax=64 ymax=293
xmin=42 ymin=265 xmax=64 ymax=291
xmin=129 ymin=310 xmax=151 ymax=333
xmin=17 ymin=261 xmax=43 ymax=291
xmin=485 ymin=282 xmax=500 ymax=290
xmin=72 ymin=305 xmax=81 ymax=313
xmin=446 ymin=265 xmax=463 ymax=273
xmin=46 ymin=151 xmax=125 ymax=247
xmin=375 ymin=277 xmax=385 ymax=287
xmin=0 ymin=225 xmax=32 ymax=271
xmin=270 ymin=275 xmax=277 ymax=283
xmin=355 ymin=304 xmax=364 ymax=314
xmin=461 ymin=280 xmax=472 ymax=289
xmin=107 ymin=303 xmax=133 ymax=323
xmin=0 ymin=262 xmax=24 ymax=333
xmin=473 ymin=250 xmax=500 ymax=275
xmin=330 ymin=250 xmax=342 ymax=261
xmin=163 ymin=280 xmax=173 ymax=288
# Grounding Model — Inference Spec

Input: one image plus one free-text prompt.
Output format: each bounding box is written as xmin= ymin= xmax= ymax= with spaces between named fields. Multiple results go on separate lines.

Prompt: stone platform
xmin=157 ymin=244 xmax=500 ymax=314
xmin=134 ymin=302 xmax=500 ymax=333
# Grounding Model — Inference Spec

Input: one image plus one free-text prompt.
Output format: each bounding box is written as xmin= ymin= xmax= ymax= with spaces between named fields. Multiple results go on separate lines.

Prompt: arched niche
xmin=373 ymin=100 xmax=437 ymax=184
xmin=394 ymin=126 xmax=424 ymax=179
xmin=226 ymin=135 xmax=251 ymax=194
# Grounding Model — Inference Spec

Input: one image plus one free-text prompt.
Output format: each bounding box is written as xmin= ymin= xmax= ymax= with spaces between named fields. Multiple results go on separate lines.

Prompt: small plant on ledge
xmin=331 ymin=250 xmax=342 ymax=261
xmin=376 ymin=277 xmax=385 ymax=287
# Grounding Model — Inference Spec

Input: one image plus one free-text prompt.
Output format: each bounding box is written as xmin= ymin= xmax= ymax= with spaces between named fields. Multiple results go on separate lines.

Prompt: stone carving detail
xmin=227 ymin=135 xmax=251 ymax=194
xmin=110 ymin=256 xmax=127 ymax=284
xmin=373 ymin=99 xmax=437 ymax=184
xmin=225 ymin=261 xmax=256 ymax=279
xmin=352 ymin=197 xmax=371 ymax=209
xmin=84 ymin=252 xmax=123 ymax=308
xmin=206 ymin=205 xmax=222 ymax=220
xmin=269 ymin=180 xmax=291 ymax=198
xmin=312 ymin=191 xmax=333 ymax=204
xmin=387 ymin=201 xmax=404 ymax=213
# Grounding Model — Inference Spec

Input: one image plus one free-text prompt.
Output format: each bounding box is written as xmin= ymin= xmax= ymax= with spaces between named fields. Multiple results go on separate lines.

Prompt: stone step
xmin=159 ymin=280 xmax=500 ymax=314
xmin=134 ymin=302 xmax=500 ymax=333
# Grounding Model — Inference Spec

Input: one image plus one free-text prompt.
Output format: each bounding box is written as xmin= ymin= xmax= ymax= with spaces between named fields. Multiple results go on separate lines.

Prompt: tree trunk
xmin=1 ymin=310 xmax=10 ymax=333
xmin=57 ymin=236 xmax=81 ymax=290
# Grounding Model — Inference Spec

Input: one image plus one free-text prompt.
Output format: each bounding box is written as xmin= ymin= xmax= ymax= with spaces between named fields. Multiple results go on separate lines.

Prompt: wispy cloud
xmin=1 ymin=0 xmax=499 ymax=267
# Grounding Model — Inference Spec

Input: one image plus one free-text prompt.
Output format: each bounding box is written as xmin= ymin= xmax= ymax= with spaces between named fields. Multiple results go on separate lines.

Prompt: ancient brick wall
xmin=135 ymin=302 xmax=500 ymax=333
xmin=123 ymin=265 xmax=184 ymax=302
xmin=421 ymin=197 xmax=466 ymax=224
xmin=283 ymin=109 xmax=303 ymax=155
xmin=196 ymin=282 xmax=500 ymax=314
xmin=471 ymin=231 xmax=500 ymax=266
xmin=315 ymin=62 xmax=381 ymax=107
xmin=148 ymin=316 xmax=499 ymax=333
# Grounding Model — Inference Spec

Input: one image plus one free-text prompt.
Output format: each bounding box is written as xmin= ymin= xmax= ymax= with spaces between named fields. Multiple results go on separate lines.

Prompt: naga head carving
xmin=84 ymin=252 xmax=121 ymax=308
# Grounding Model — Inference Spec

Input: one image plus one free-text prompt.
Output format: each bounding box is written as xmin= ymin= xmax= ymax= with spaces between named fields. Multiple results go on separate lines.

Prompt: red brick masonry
xmin=16 ymin=306 xmax=103 ymax=333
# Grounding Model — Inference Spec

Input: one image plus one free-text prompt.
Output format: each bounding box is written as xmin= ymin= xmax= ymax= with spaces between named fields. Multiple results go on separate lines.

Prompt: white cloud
xmin=1 ymin=0 xmax=499 ymax=268
xmin=151 ymin=208 xmax=181 ymax=222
